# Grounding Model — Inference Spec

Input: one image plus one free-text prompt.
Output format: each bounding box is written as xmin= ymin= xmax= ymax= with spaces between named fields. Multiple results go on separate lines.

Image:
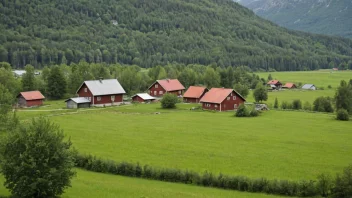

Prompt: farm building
xmin=267 ymin=80 xmax=282 ymax=89
xmin=200 ymin=88 xmax=246 ymax=111
xmin=282 ymin=83 xmax=297 ymax=89
xmin=76 ymin=78 xmax=126 ymax=106
xmin=148 ymin=79 xmax=185 ymax=97
xmin=183 ymin=86 xmax=208 ymax=103
xmin=17 ymin=91 xmax=45 ymax=107
xmin=302 ymin=84 xmax=316 ymax=90
xmin=13 ymin=70 xmax=26 ymax=77
xmin=65 ymin=97 xmax=91 ymax=109
xmin=132 ymin=93 xmax=156 ymax=103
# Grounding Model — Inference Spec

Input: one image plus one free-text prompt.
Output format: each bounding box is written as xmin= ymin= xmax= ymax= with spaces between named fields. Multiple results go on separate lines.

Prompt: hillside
xmin=236 ymin=0 xmax=352 ymax=38
xmin=1 ymin=0 xmax=352 ymax=71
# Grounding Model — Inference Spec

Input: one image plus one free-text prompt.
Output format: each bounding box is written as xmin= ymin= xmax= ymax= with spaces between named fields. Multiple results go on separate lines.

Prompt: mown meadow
xmin=49 ymin=104 xmax=352 ymax=181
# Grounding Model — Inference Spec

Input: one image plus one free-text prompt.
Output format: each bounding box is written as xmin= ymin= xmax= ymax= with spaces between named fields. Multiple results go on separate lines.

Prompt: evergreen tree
xmin=47 ymin=66 xmax=67 ymax=99
xmin=268 ymin=74 xmax=273 ymax=81
xmin=274 ymin=97 xmax=279 ymax=109
xmin=21 ymin=65 xmax=36 ymax=91
xmin=203 ymin=67 xmax=220 ymax=88
xmin=253 ymin=83 xmax=268 ymax=103
xmin=335 ymin=80 xmax=352 ymax=114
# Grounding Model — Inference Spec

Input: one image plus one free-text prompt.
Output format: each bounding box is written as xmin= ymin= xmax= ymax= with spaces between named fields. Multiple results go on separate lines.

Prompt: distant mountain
xmin=236 ymin=0 xmax=352 ymax=38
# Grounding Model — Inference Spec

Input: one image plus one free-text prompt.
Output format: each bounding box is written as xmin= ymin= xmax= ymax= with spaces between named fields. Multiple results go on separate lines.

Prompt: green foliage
xmin=21 ymin=64 xmax=36 ymax=91
xmin=281 ymin=101 xmax=291 ymax=110
xmin=47 ymin=66 xmax=67 ymax=99
xmin=253 ymin=83 xmax=268 ymax=102
xmin=0 ymin=62 xmax=11 ymax=70
xmin=0 ymin=0 xmax=352 ymax=69
xmin=233 ymin=83 xmax=249 ymax=98
xmin=316 ymin=173 xmax=333 ymax=197
xmin=313 ymin=97 xmax=334 ymax=113
xmin=336 ymin=109 xmax=349 ymax=121
xmin=0 ymin=84 xmax=16 ymax=132
xmin=235 ymin=104 xmax=249 ymax=117
xmin=332 ymin=164 xmax=352 ymax=198
xmin=160 ymin=94 xmax=178 ymax=109
xmin=0 ymin=117 xmax=76 ymax=197
xmin=203 ymin=67 xmax=220 ymax=88
xmin=303 ymin=101 xmax=312 ymax=111
xmin=335 ymin=80 xmax=352 ymax=114
xmin=274 ymin=97 xmax=279 ymax=109
xmin=0 ymin=68 xmax=21 ymax=96
xmin=292 ymin=99 xmax=302 ymax=110
xmin=267 ymin=74 xmax=273 ymax=81
xmin=249 ymin=107 xmax=259 ymax=117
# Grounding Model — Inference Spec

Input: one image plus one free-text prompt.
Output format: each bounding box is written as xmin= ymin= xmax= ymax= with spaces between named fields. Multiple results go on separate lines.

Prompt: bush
xmin=336 ymin=109 xmax=349 ymax=121
xmin=303 ymin=101 xmax=312 ymax=111
xmin=316 ymin=173 xmax=333 ymax=197
xmin=332 ymin=164 xmax=352 ymax=198
xmin=292 ymin=99 xmax=302 ymax=110
xmin=249 ymin=107 xmax=259 ymax=117
xmin=328 ymin=85 xmax=332 ymax=89
xmin=0 ymin=118 xmax=76 ymax=197
xmin=313 ymin=97 xmax=334 ymax=113
xmin=160 ymin=93 xmax=178 ymax=109
xmin=235 ymin=104 xmax=249 ymax=117
xmin=281 ymin=101 xmax=291 ymax=110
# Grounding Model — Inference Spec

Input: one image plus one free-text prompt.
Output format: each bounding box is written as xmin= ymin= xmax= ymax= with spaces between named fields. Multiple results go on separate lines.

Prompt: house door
xmin=234 ymin=104 xmax=237 ymax=109
xmin=154 ymin=91 xmax=157 ymax=96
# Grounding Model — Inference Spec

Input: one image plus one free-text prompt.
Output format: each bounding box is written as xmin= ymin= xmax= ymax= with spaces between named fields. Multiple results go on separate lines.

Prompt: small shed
xmin=282 ymin=83 xmax=297 ymax=89
xmin=17 ymin=91 xmax=45 ymax=107
xmin=65 ymin=97 xmax=91 ymax=109
xmin=302 ymin=84 xmax=316 ymax=90
xmin=183 ymin=86 xmax=208 ymax=103
xmin=131 ymin=93 xmax=156 ymax=103
xmin=267 ymin=80 xmax=282 ymax=89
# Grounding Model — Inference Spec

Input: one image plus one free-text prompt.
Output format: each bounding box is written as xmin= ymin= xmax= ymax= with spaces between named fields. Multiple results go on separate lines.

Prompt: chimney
xmin=99 ymin=77 xmax=103 ymax=83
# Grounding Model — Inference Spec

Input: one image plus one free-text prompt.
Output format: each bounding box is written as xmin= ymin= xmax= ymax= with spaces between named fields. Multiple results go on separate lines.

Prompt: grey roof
xmin=302 ymin=84 xmax=315 ymax=89
xmin=65 ymin=97 xmax=91 ymax=104
xmin=78 ymin=79 xmax=126 ymax=96
xmin=133 ymin=93 xmax=156 ymax=100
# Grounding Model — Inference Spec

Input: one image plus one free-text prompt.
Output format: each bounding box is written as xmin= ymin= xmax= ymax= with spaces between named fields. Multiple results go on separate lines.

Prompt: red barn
xmin=267 ymin=80 xmax=282 ymax=89
xmin=148 ymin=79 xmax=185 ymax=97
xmin=282 ymin=83 xmax=297 ymax=89
xmin=17 ymin=91 xmax=45 ymax=107
xmin=200 ymin=88 xmax=245 ymax=111
xmin=76 ymin=79 xmax=126 ymax=106
xmin=132 ymin=93 xmax=156 ymax=103
xmin=183 ymin=86 xmax=208 ymax=103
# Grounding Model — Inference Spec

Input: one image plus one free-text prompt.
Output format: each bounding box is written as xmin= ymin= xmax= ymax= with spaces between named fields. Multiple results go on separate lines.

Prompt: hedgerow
xmin=74 ymin=153 xmax=349 ymax=197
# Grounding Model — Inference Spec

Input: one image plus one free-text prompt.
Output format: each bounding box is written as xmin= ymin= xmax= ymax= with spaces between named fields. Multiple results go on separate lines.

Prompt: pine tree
xmin=274 ymin=97 xmax=279 ymax=108
xmin=47 ymin=66 xmax=67 ymax=99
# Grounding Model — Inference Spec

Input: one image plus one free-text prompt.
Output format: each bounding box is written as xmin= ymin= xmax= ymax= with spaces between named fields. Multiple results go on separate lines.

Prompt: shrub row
xmin=74 ymin=154 xmax=330 ymax=197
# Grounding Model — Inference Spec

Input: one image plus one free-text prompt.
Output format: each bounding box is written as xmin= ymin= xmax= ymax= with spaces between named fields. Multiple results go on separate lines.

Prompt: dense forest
xmin=1 ymin=0 xmax=352 ymax=71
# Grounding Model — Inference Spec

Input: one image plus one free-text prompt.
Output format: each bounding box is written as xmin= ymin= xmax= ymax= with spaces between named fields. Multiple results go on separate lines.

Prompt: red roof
xmin=283 ymin=83 xmax=296 ymax=88
xmin=267 ymin=80 xmax=281 ymax=85
xmin=200 ymin=88 xmax=245 ymax=104
xmin=154 ymin=79 xmax=185 ymax=91
xmin=18 ymin=91 xmax=45 ymax=101
xmin=183 ymin=86 xmax=208 ymax=98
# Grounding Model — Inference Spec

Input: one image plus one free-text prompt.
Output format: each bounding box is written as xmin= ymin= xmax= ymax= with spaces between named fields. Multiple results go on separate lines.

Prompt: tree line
xmin=0 ymin=61 xmax=262 ymax=100
xmin=1 ymin=0 xmax=352 ymax=70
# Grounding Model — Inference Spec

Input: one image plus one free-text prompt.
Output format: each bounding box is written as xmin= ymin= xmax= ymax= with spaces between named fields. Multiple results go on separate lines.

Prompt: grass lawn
xmin=256 ymin=70 xmax=352 ymax=88
xmin=50 ymin=103 xmax=352 ymax=181
xmin=0 ymin=169 xmax=285 ymax=198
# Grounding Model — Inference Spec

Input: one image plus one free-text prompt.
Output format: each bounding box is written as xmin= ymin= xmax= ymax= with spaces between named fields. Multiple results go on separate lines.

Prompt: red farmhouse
xmin=267 ymin=80 xmax=282 ymax=89
xmin=183 ymin=86 xmax=208 ymax=103
xmin=148 ymin=79 xmax=185 ymax=97
xmin=76 ymin=79 xmax=126 ymax=106
xmin=132 ymin=93 xmax=156 ymax=103
xmin=17 ymin=91 xmax=45 ymax=107
xmin=200 ymin=88 xmax=245 ymax=111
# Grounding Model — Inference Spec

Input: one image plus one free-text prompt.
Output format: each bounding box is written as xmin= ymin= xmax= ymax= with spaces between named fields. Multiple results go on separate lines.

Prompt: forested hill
xmin=1 ymin=0 xmax=352 ymax=71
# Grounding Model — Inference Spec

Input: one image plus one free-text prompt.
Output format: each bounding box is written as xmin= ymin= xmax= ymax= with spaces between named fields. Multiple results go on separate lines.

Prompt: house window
xmin=215 ymin=104 xmax=218 ymax=108
xmin=150 ymin=90 xmax=153 ymax=94
xmin=178 ymin=90 xmax=181 ymax=94
xmin=227 ymin=97 xmax=230 ymax=100
xmin=155 ymin=84 xmax=158 ymax=88
xmin=230 ymin=93 xmax=233 ymax=96
xmin=154 ymin=91 xmax=157 ymax=95
xmin=97 ymin=96 xmax=101 ymax=101
xmin=233 ymin=96 xmax=236 ymax=100
xmin=84 ymin=88 xmax=87 ymax=92
xmin=111 ymin=95 xmax=115 ymax=101
xmin=159 ymin=91 xmax=163 ymax=94
xmin=89 ymin=97 xmax=92 ymax=101
xmin=234 ymin=104 xmax=238 ymax=109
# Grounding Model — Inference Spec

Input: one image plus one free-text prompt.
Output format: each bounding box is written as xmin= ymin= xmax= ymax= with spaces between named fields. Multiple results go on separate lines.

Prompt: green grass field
xmin=49 ymin=104 xmax=352 ymax=181
xmin=0 ymin=169 xmax=283 ymax=198
xmin=256 ymin=70 xmax=352 ymax=88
